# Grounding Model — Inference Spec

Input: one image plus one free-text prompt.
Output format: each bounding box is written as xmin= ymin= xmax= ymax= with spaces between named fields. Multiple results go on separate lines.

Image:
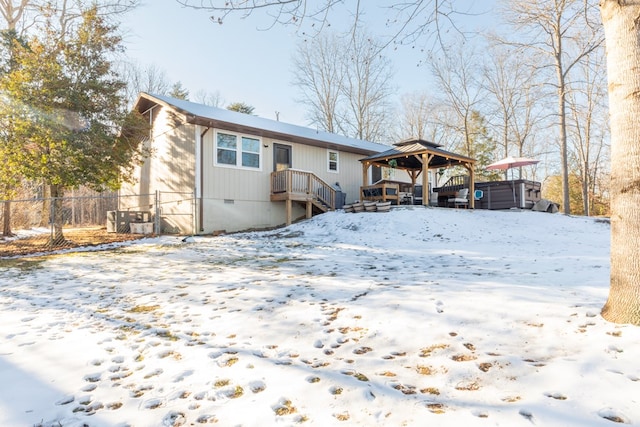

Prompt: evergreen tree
xmin=467 ymin=111 xmax=497 ymax=179
xmin=227 ymin=101 xmax=255 ymax=115
xmin=1 ymin=6 xmax=148 ymax=244
xmin=0 ymin=29 xmax=28 ymax=237
xmin=169 ymin=81 xmax=189 ymax=100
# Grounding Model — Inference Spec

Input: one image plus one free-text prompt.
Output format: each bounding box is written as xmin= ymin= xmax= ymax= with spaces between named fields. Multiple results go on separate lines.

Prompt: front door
xmin=273 ymin=143 xmax=292 ymax=171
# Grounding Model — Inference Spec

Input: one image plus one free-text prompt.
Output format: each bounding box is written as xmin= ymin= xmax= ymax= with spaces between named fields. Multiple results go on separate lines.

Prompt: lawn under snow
xmin=0 ymin=207 xmax=637 ymax=427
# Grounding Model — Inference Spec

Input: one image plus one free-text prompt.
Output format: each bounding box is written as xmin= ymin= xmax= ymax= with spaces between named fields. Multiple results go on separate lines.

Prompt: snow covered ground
xmin=0 ymin=207 xmax=636 ymax=427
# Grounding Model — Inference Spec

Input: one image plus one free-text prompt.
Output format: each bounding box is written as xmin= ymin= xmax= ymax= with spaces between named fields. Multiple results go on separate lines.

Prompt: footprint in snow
xmin=141 ymin=397 xmax=165 ymax=410
xmin=82 ymin=384 xmax=97 ymax=392
xmin=55 ymin=395 xmax=75 ymax=405
xmin=544 ymin=391 xmax=567 ymax=400
xmin=162 ymin=410 xmax=186 ymax=426
xmin=598 ymin=408 xmax=630 ymax=424
xmin=519 ymin=408 xmax=534 ymax=422
xmin=84 ymin=372 xmax=101 ymax=383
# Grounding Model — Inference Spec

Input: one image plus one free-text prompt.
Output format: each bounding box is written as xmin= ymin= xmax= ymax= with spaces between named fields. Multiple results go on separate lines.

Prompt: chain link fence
xmin=0 ymin=191 xmax=195 ymax=258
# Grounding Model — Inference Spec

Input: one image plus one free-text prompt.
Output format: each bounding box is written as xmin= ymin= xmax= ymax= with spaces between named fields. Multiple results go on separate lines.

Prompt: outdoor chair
xmin=413 ymin=185 xmax=423 ymax=205
xmin=448 ymin=188 xmax=469 ymax=208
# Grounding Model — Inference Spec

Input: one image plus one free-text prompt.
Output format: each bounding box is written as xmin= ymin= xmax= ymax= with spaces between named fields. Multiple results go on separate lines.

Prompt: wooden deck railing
xmin=270 ymin=169 xmax=336 ymax=209
xmin=360 ymin=183 xmax=400 ymax=204
xmin=434 ymin=175 xmax=469 ymax=193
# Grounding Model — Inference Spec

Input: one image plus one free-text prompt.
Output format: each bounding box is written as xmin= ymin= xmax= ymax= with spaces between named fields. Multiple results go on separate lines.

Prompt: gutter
xmin=199 ymin=126 xmax=211 ymax=232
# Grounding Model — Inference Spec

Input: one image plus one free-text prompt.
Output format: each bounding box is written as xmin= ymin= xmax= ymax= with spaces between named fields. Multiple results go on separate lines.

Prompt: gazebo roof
xmin=360 ymin=138 xmax=475 ymax=170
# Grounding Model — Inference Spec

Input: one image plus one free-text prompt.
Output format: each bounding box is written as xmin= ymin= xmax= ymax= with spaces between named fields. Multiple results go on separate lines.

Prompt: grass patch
xmin=274 ymin=399 xmax=297 ymax=416
xmin=451 ymin=354 xmax=477 ymax=362
xmin=0 ymin=257 xmax=46 ymax=271
xmin=228 ymin=386 xmax=244 ymax=399
xmin=128 ymin=305 xmax=160 ymax=313
xmin=334 ymin=412 xmax=350 ymax=421
xmin=426 ymin=403 xmax=446 ymax=414
xmin=419 ymin=344 xmax=449 ymax=357
xmin=223 ymin=357 xmax=239 ymax=367
xmin=416 ymin=365 xmax=435 ymax=375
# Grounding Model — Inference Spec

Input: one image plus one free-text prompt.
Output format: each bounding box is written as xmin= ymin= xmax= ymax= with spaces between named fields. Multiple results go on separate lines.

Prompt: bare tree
xmin=430 ymin=42 xmax=486 ymax=158
xmin=394 ymin=91 xmax=433 ymax=141
xmin=338 ymin=31 xmax=395 ymax=142
xmin=193 ymin=88 xmax=224 ymax=107
xmin=499 ymin=0 xmax=604 ymax=214
xmin=0 ymin=0 xmax=31 ymax=31
xmin=175 ymin=0 xmax=465 ymax=48
xmin=1 ymin=0 xmax=139 ymax=37
xmin=292 ymin=32 xmax=344 ymax=133
xmin=483 ymin=43 xmax=545 ymax=180
xmin=566 ymin=48 xmax=609 ymax=216
xmin=122 ymin=62 xmax=171 ymax=104
xmin=292 ymin=31 xmax=394 ymax=142
xmin=43 ymin=0 xmax=140 ymax=40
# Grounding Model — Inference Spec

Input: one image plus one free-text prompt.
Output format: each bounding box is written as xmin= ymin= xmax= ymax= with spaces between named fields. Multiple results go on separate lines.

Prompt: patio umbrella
xmin=485 ymin=156 xmax=540 ymax=204
xmin=485 ymin=156 xmax=540 ymax=171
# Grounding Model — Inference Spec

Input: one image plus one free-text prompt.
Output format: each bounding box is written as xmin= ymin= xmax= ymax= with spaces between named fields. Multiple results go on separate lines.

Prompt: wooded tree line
xmin=286 ymin=1 xmax=609 ymax=217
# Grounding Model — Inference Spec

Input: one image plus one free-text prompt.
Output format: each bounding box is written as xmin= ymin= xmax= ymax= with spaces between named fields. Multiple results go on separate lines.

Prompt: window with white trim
xmin=215 ymin=131 xmax=261 ymax=170
xmin=328 ymin=150 xmax=339 ymax=173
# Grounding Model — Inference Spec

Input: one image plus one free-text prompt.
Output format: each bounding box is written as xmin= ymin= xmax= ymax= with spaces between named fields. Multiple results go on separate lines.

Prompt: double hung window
xmin=215 ymin=131 xmax=261 ymax=170
xmin=328 ymin=150 xmax=339 ymax=173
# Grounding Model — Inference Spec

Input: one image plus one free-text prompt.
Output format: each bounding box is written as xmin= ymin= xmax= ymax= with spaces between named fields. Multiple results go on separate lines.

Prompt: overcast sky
xmin=121 ymin=1 xmax=496 ymax=127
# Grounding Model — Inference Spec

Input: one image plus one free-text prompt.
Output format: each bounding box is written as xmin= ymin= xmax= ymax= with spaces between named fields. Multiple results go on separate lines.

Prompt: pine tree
xmin=227 ymin=101 xmax=255 ymax=115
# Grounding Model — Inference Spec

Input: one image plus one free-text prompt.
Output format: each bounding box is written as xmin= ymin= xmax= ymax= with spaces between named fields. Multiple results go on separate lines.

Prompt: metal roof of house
xmin=135 ymin=93 xmax=391 ymax=155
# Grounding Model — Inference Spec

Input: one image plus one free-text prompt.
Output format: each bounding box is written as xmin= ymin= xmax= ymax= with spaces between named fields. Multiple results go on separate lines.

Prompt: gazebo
xmin=359 ymin=139 xmax=477 ymax=208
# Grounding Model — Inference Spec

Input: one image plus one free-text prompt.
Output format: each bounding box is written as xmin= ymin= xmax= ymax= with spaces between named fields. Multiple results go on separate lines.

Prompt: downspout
xmin=199 ymin=127 xmax=211 ymax=232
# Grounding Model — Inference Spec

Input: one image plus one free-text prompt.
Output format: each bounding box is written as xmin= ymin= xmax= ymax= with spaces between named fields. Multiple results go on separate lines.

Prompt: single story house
xmin=120 ymin=93 xmax=391 ymax=234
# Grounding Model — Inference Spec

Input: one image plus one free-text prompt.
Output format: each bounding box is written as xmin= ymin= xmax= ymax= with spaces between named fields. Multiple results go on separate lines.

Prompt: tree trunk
xmin=40 ymin=184 xmax=50 ymax=227
xmin=557 ymin=57 xmax=571 ymax=215
xmin=49 ymin=184 xmax=66 ymax=246
xmin=600 ymin=1 xmax=640 ymax=325
xmin=2 ymin=200 xmax=13 ymax=237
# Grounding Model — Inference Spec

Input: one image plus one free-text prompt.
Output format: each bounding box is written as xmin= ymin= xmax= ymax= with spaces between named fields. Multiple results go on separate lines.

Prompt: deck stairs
xmin=270 ymin=169 xmax=337 ymax=222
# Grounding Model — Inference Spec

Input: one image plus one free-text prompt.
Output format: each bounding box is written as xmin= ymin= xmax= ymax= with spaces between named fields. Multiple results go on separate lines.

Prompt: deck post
xmin=306 ymin=200 xmax=312 ymax=219
xmin=286 ymin=199 xmax=292 ymax=225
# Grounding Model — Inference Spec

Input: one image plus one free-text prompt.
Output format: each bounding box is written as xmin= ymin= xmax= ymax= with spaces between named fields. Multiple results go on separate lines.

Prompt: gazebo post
xmin=469 ymin=163 xmax=475 ymax=209
xmin=362 ymin=161 xmax=370 ymax=186
xmin=421 ymin=154 xmax=430 ymax=206
xmin=361 ymin=161 xmax=370 ymax=202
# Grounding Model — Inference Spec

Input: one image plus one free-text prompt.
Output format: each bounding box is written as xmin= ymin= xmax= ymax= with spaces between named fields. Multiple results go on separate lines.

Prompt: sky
xmin=1 ymin=207 xmax=635 ymax=427
xmin=121 ymin=1 xmax=497 ymax=127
